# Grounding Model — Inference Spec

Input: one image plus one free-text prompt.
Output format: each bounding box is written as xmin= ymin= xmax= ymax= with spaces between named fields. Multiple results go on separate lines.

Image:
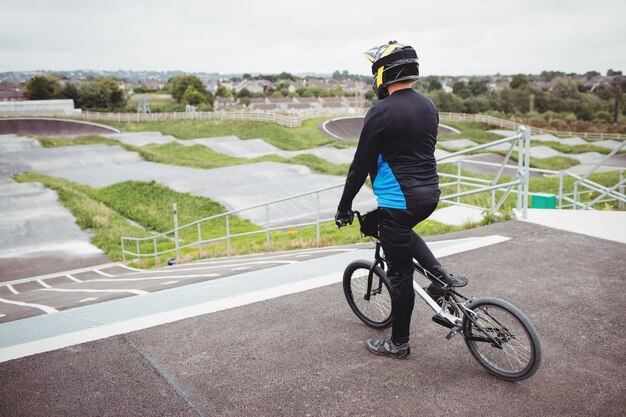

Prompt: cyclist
xmin=335 ymin=41 xmax=468 ymax=359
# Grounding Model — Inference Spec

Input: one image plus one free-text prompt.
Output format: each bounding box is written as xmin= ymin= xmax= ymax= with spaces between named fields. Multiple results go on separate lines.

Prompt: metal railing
xmin=120 ymin=127 xmax=532 ymax=264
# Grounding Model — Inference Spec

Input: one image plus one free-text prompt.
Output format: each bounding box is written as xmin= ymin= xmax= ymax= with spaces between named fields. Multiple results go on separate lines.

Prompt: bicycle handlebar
xmin=335 ymin=210 xmax=361 ymax=228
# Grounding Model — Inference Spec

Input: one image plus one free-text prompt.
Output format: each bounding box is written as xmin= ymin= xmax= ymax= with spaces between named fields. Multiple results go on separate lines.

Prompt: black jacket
xmin=338 ymin=88 xmax=440 ymax=211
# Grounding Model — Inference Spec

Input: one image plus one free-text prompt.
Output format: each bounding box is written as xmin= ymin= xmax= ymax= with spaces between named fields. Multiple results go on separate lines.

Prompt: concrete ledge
xmin=517 ymin=208 xmax=626 ymax=244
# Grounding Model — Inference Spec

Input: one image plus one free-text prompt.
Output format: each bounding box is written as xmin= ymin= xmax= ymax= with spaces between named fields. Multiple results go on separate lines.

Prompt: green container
xmin=531 ymin=193 xmax=556 ymax=209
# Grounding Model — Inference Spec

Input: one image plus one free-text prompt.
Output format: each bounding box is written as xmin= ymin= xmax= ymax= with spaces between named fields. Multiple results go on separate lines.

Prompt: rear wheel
xmin=343 ymin=260 xmax=392 ymax=329
xmin=462 ymin=297 xmax=542 ymax=381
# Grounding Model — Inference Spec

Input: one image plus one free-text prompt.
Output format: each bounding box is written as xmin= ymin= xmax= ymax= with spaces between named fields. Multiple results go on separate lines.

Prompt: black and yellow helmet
xmin=364 ymin=40 xmax=419 ymax=100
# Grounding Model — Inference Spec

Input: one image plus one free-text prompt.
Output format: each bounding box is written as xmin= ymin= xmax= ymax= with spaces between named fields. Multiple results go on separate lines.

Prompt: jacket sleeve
xmin=337 ymin=107 xmax=386 ymax=211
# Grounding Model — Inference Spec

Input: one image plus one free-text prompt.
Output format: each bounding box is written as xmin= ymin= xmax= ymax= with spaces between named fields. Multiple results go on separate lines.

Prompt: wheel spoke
xmin=349 ymin=268 xmax=391 ymax=324
xmin=465 ymin=302 xmax=538 ymax=378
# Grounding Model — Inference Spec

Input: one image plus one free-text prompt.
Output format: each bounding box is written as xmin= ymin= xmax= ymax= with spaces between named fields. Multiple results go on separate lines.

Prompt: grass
xmin=13 ymin=173 xmax=152 ymax=261
xmin=12 ymin=173 xmax=475 ymax=267
xmin=438 ymin=121 xmax=505 ymax=144
xmin=35 ymin=135 xmax=121 ymax=147
xmin=107 ymin=117 xmax=336 ymax=150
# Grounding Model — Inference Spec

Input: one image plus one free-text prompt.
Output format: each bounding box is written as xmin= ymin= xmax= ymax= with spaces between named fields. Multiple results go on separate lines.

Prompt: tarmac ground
xmin=1 ymin=220 xmax=624 ymax=417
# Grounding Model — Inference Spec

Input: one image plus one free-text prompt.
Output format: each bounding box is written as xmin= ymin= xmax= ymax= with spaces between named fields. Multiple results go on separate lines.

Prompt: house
xmin=0 ymin=82 xmax=23 ymax=101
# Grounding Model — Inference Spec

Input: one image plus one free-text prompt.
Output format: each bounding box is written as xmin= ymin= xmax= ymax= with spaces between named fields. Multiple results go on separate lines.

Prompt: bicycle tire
xmin=462 ymin=297 xmax=542 ymax=381
xmin=343 ymin=260 xmax=393 ymax=329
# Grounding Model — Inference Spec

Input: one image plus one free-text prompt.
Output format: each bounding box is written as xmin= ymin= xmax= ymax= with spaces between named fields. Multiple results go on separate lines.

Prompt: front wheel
xmin=462 ymin=297 xmax=542 ymax=381
xmin=343 ymin=260 xmax=392 ymax=329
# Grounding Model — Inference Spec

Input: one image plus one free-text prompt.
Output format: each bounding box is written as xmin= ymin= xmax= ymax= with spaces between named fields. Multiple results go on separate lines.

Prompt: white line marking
xmin=1 ymin=262 xmax=125 ymax=286
xmin=124 ymin=260 xmax=297 ymax=275
xmin=78 ymin=297 xmax=99 ymax=303
xmin=0 ymin=314 xmax=6 ymax=318
xmin=159 ymin=281 xmax=179 ymax=286
xmin=6 ymin=285 xmax=19 ymax=295
xmin=93 ymin=269 xmax=115 ymax=277
xmin=432 ymin=235 xmax=511 ymax=258
xmin=0 ymin=235 xmax=513 ymax=363
xmin=37 ymin=280 xmax=52 ymax=289
xmin=231 ymin=266 xmax=250 ymax=271
xmin=65 ymin=274 xmax=82 ymax=283
xmin=89 ymin=273 xmax=220 ymax=282
xmin=40 ymin=288 xmax=148 ymax=296
xmin=0 ymin=272 xmax=343 ymax=363
xmin=116 ymin=264 xmax=143 ymax=272
xmin=161 ymin=250 xmax=355 ymax=270
xmin=296 ymin=254 xmax=311 ymax=258
xmin=0 ymin=297 xmax=58 ymax=314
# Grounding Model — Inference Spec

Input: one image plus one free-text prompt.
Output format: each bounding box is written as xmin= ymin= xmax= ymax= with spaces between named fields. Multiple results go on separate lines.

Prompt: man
xmin=335 ymin=41 xmax=468 ymax=359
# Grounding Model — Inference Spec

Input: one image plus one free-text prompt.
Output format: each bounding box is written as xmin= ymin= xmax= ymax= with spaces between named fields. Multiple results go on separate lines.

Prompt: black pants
xmin=378 ymin=203 xmax=440 ymax=344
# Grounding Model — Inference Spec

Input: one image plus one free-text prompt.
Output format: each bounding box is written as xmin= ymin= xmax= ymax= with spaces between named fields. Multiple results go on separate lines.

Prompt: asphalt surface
xmin=320 ymin=117 xmax=456 ymax=141
xmin=0 ymin=251 xmax=110 ymax=282
xmin=0 ymin=118 xmax=120 ymax=136
xmin=0 ymin=247 xmax=363 ymax=324
xmin=1 ymin=221 xmax=625 ymax=417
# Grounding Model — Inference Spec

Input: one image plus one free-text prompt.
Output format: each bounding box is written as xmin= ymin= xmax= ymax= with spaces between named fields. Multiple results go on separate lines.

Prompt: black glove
xmin=335 ymin=208 xmax=354 ymax=228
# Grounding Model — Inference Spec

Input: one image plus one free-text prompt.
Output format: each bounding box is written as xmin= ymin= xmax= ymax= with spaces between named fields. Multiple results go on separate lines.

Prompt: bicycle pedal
xmin=432 ymin=314 xmax=455 ymax=329
xmin=446 ymin=326 xmax=461 ymax=340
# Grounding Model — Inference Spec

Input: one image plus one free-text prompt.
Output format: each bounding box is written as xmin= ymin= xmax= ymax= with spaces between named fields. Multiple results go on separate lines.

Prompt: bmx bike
xmin=337 ymin=209 xmax=542 ymax=381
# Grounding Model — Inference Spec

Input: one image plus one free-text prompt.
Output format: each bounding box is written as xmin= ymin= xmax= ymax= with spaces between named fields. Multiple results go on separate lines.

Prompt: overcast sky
xmin=1 ymin=0 xmax=624 ymax=76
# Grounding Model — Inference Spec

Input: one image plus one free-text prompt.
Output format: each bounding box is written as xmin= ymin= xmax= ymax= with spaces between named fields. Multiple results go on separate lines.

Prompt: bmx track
xmin=0 ymin=118 xmax=120 ymax=136
xmin=321 ymin=116 xmax=458 ymax=141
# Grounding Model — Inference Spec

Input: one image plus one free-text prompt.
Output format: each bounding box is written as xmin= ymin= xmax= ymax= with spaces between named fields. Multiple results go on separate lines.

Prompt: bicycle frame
xmin=352 ymin=210 xmax=507 ymax=347
xmin=368 ymin=240 xmax=464 ymax=327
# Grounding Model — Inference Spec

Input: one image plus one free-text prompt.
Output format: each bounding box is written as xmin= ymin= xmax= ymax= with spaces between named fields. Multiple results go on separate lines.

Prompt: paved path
xmin=0 ymin=221 xmax=624 ymax=416
xmin=0 ymin=235 xmax=507 ymax=355
xmin=0 ymin=247 xmax=365 ymax=324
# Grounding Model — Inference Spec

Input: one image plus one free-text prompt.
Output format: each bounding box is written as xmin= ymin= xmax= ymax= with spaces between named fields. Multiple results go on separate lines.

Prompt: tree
xmin=510 ymin=74 xmax=529 ymax=90
xmin=99 ymin=77 xmax=125 ymax=108
xmin=574 ymin=93 xmax=606 ymax=121
xmin=276 ymin=72 xmax=295 ymax=81
xmin=552 ymin=77 xmax=579 ymax=100
xmin=592 ymin=83 xmax=613 ymax=101
xmin=496 ymin=88 xmax=530 ymax=114
xmin=215 ymin=84 xmax=232 ymax=97
xmin=23 ymin=76 xmax=60 ymax=100
xmin=77 ymin=80 xmax=112 ymax=109
xmin=168 ymin=75 xmax=206 ymax=103
xmin=181 ymin=86 xmax=206 ymax=105
xmin=75 ymin=78 xmax=126 ymax=110
xmin=237 ymin=87 xmax=251 ymax=98
xmin=463 ymin=95 xmax=490 ymax=114
xmin=427 ymin=79 xmax=442 ymax=91
xmin=452 ymin=81 xmax=471 ymax=99
xmin=468 ymin=78 xmax=488 ymax=95
xmin=430 ymin=90 xmax=464 ymax=112
xmin=58 ymin=83 xmax=79 ymax=102
xmin=613 ymin=76 xmax=624 ymax=123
